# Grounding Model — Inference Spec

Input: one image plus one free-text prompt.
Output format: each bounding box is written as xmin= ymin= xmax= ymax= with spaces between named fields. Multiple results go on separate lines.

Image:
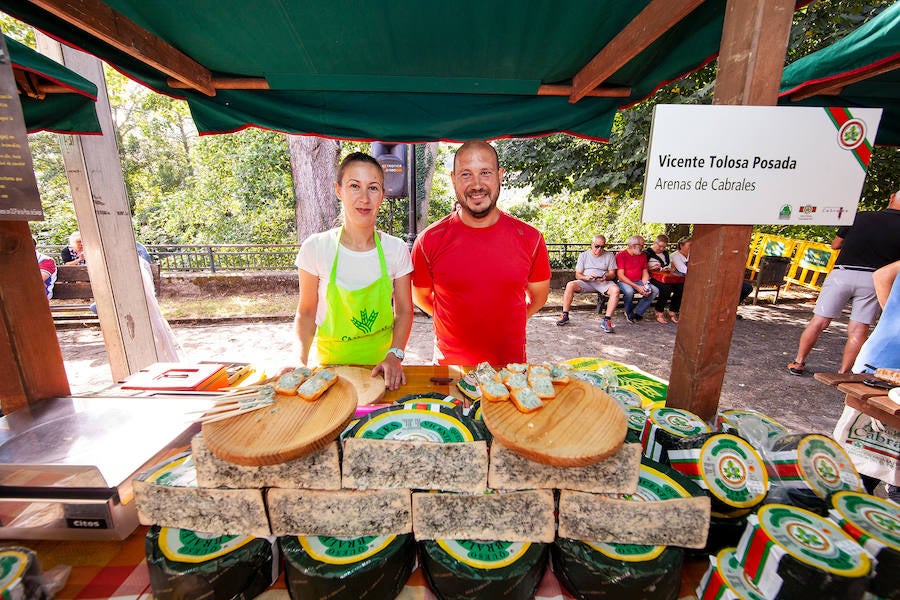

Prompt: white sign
xmin=641 ymin=105 xmax=882 ymax=225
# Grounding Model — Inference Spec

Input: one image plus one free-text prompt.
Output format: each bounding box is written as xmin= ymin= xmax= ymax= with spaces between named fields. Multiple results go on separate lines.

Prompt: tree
xmin=289 ymin=136 xmax=341 ymax=243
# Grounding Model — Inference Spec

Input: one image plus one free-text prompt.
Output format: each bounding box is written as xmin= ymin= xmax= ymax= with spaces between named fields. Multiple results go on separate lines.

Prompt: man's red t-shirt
xmin=411 ymin=211 xmax=551 ymax=366
xmin=616 ymin=250 xmax=648 ymax=282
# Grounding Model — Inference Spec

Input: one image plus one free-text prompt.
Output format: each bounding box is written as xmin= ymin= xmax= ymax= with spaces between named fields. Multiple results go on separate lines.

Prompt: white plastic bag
xmin=832 ymin=404 xmax=900 ymax=486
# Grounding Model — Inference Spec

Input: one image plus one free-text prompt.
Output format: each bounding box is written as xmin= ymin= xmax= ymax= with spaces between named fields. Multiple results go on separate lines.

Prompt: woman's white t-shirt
xmin=295 ymin=228 xmax=413 ymax=325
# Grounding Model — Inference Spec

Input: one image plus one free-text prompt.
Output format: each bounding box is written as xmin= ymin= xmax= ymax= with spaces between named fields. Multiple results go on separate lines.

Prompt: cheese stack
xmin=640 ymin=407 xmax=712 ymax=465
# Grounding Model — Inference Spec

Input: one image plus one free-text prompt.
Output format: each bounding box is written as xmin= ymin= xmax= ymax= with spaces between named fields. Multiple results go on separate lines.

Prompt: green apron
xmin=313 ymin=229 xmax=394 ymax=365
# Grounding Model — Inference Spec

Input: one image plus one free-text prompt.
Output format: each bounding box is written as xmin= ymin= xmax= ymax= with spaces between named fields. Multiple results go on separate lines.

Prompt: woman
xmin=671 ymin=237 xmax=691 ymax=276
xmin=61 ymin=231 xmax=85 ymax=265
xmin=645 ymin=234 xmax=684 ymax=323
xmin=294 ymin=152 xmax=413 ymax=390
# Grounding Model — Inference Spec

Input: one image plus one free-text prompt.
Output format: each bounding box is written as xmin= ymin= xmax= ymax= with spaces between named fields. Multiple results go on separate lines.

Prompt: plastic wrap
xmin=281 ymin=533 xmax=414 ymax=600
xmin=343 ymin=404 xmax=484 ymax=442
xmin=146 ymin=526 xmax=278 ymax=600
xmin=716 ymin=409 xmax=788 ymax=447
xmin=419 ymin=539 xmax=547 ymax=600
xmin=0 ymin=546 xmax=55 ymax=600
xmin=640 ymin=407 xmax=712 ymax=465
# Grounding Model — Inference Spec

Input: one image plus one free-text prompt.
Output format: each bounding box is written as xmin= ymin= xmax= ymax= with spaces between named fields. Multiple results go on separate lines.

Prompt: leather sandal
xmin=655 ymin=312 xmax=668 ymax=324
xmin=787 ymin=361 xmax=805 ymax=376
xmin=668 ymin=311 xmax=679 ymax=323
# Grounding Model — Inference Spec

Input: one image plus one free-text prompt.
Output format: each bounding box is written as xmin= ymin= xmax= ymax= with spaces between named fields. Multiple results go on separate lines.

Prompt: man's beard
xmin=457 ymin=190 xmax=498 ymax=220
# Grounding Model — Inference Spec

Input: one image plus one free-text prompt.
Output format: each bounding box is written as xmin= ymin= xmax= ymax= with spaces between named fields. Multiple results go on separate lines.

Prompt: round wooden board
xmin=481 ymin=379 xmax=627 ymax=466
xmin=201 ymin=376 xmax=357 ymax=466
xmin=331 ymin=366 xmax=386 ymax=405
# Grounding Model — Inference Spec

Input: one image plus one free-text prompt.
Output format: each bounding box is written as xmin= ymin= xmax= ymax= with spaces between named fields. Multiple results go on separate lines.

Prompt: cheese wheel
xmin=609 ymin=387 xmax=643 ymax=408
xmin=669 ymin=433 xmax=769 ymax=519
xmin=717 ymin=409 xmax=787 ymax=444
xmin=347 ymin=404 xmax=483 ymax=443
xmin=696 ymin=547 xmax=767 ymax=600
xmin=395 ymin=392 xmax=464 ymax=415
xmin=419 ymin=539 xmax=548 ymax=600
xmin=624 ymin=406 xmax=648 ymax=444
xmin=829 ymin=491 xmax=900 ymax=600
xmin=735 ymin=504 xmax=872 ymax=599
xmin=466 ymin=400 xmax=492 ymax=444
xmin=281 ymin=534 xmax=414 ymax=600
xmin=640 ymin=407 xmax=712 ymax=465
xmin=0 ymin=547 xmax=46 ymax=600
xmin=702 ymin=516 xmax=749 ymax=557
xmin=145 ymin=525 xmax=277 ymax=600
xmin=767 ymin=433 xmax=863 ymax=515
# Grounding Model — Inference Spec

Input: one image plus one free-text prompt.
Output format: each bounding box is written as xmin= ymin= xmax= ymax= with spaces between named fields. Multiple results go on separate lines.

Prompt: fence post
xmin=207 ymin=246 xmax=216 ymax=273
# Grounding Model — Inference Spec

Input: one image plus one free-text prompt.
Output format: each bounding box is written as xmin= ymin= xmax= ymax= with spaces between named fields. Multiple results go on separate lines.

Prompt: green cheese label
xmin=759 ymin=505 xmax=871 ymax=577
xmin=797 ymin=435 xmax=861 ymax=498
xmin=832 ymin=491 xmax=900 ymax=552
xmin=0 ymin=551 xmax=28 ymax=592
xmin=354 ymin=408 xmax=474 ymax=442
xmin=609 ymin=387 xmax=642 ymax=408
xmin=436 ymin=539 xmax=530 ymax=569
xmin=701 ymin=435 xmax=768 ymax=508
xmin=618 ymin=463 xmax=694 ymax=502
xmin=159 ymin=527 xmax=255 ymax=564
xmin=651 ymin=407 xmax=710 ymax=437
xmin=145 ymin=454 xmax=196 ymax=487
xmin=625 ymin=407 xmax=648 ymax=432
xmin=587 ymin=541 xmax=664 ymax=562
xmin=299 ymin=535 xmax=395 ymax=565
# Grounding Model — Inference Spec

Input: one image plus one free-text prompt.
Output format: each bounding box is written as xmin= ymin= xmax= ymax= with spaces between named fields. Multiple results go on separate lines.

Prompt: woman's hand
xmin=372 ymin=354 xmax=406 ymax=390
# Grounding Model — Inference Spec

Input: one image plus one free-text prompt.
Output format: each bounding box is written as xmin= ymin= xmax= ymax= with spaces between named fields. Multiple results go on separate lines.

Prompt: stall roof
xmin=1 ymin=0 xmax=739 ymax=141
xmin=779 ymin=2 xmax=900 ymax=146
xmin=7 ymin=33 xmax=100 ymax=133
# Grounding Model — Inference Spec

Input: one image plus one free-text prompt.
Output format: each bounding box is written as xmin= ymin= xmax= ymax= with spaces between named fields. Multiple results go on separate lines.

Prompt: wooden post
xmin=35 ymin=35 xmax=158 ymax=381
xmin=666 ymin=0 xmax=794 ymax=419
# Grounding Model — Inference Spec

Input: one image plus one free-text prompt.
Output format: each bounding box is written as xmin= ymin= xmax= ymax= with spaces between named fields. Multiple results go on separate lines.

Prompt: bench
xmin=50 ymin=264 xmax=161 ymax=321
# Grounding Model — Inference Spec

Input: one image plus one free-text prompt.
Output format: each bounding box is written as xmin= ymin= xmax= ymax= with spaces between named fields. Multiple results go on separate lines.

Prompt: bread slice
xmin=528 ymin=365 xmax=551 ymax=378
xmin=488 ymin=441 xmax=640 ymax=493
xmin=506 ymin=363 xmax=528 ymax=373
xmin=267 ymin=488 xmax=412 ymax=537
xmin=557 ymin=491 xmax=710 ymax=548
xmin=297 ymin=368 xmax=337 ymax=401
xmin=528 ymin=375 xmax=555 ymax=399
xmin=273 ymin=371 xmax=304 ymax=395
xmin=503 ymin=372 xmax=528 ymax=390
xmin=481 ymin=379 xmax=510 ymax=402
xmin=412 ymin=490 xmax=555 ymax=542
xmin=548 ymin=364 xmax=571 ymax=385
xmin=509 ymin=386 xmax=543 ymax=413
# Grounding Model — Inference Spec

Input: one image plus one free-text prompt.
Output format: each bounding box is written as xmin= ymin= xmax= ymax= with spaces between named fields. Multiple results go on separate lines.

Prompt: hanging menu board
xmin=0 ymin=33 xmax=43 ymax=221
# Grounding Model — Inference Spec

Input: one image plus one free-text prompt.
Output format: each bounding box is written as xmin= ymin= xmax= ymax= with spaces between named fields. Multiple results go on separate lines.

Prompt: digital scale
xmin=0 ymin=394 xmax=216 ymax=541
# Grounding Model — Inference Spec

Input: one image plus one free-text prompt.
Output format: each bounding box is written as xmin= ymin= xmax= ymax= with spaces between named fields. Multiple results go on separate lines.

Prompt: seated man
xmin=557 ymin=234 xmax=620 ymax=333
xmin=615 ymin=235 xmax=659 ymax=323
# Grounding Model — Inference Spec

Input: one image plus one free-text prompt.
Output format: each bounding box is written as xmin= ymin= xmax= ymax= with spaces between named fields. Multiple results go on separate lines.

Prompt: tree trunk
xmin=288 ymin=135 xmax=341 ymax=242
xmin=416 ymin=142 xmax=439 ymax=233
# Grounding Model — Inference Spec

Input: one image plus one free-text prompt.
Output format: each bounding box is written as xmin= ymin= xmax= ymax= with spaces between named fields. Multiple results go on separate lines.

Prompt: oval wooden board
xmin=202 ymin=376 xmax=357 ymax=466
xmin=481 ymin=379 xmax=627 ymax=466
xmin=331 ymin=366 xmax=386 ymax=405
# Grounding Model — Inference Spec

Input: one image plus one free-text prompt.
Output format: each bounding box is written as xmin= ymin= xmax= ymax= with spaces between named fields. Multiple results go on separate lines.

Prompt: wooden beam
xmin=666 ymin=0 xmax=795 ymax=420
xmin=788 ymin=55 xmax=900 ymax=101
xmin=27 ymin=0 xmax=216 ymax=96
xmin=167 ymin=76 xmax=270 ymax=90
xmin=569 ymin=0 xmax=704 ymax=103
xmin=538 ymin=84 xmax=631 ymax=98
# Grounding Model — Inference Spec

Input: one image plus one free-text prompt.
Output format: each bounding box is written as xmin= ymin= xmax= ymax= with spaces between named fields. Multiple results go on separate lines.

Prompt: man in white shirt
xmin=556 ymin=235 xmax=620 ymax=333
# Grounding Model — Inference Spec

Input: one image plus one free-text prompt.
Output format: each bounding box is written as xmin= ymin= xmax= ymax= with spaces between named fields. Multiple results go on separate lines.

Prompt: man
xmin=556 ymin=234 xmax=619 ymax=333
xmin=411 ymin=141 xmax=551 ymax=365
xmin=788 ymin=189 xmax=900 ymax=375
xmin=615 ymin=235 xmax=659 ymax=324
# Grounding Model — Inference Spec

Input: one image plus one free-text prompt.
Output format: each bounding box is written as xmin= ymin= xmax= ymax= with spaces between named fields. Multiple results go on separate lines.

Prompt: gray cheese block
xmin=342 ymin=438 xmax=488 ymax=493
xmin=133 ymin=480 xmax=270 ymax=537
xmin=267 ymin=488 xmax=412 ymax=537
xmin=412 ymin=489 xmax=555 ymax=543
xmin=557 ymin=491 xmax=710 ymax=549
xmin=488 ymin=441 xmax=640 ymax=493
xmin=192 ymin=435 xmax=341 ymax=489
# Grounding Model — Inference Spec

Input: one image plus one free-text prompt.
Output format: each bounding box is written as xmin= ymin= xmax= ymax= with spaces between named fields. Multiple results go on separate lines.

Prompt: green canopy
xmin=6 ymin=34 xmax=100 ymax=134
xmin=779 ymin=3 xmax=900 ymax=146
xmin=1 ymin=0 xmax=734 ymax=141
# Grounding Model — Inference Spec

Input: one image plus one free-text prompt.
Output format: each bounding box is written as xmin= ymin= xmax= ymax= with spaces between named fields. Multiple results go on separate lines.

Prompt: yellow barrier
xmin=746 ymin=233 xmax=799 ymax=280
xmin=784 ymin=241 xmax=839 ymax=291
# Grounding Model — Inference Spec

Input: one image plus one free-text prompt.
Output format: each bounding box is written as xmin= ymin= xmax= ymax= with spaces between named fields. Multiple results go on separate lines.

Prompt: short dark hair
xmin=453 ymin=140 xmax=499 ymax=172
xmin=336 ymin=152 xmax=383 ymax=184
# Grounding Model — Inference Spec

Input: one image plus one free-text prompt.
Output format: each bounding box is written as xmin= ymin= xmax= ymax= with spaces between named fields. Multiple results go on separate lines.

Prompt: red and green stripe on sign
xmin=825 ymin=107 xmax=873 ymax=170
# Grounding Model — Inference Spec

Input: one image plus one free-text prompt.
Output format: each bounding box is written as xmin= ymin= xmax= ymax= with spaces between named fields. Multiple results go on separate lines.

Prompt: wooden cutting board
xmin=332 ymin=366 xmax=386 ymax=405
xmin=201 ymin=376 xmax=357 ymax=466
xmin=481 ymin=379 xmax=626 ymax=467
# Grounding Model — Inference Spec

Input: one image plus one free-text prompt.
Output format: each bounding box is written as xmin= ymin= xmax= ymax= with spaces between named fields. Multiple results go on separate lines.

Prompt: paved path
xmin=57 ymin=295 xmax=850 ymax=436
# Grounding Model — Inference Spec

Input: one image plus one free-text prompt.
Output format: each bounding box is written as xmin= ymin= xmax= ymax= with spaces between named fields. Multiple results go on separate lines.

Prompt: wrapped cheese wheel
xmin=466 ymin=400 xmax=492 ymax=444
xmin=641 ymin=407 xmax=711 ymax=465
xmin=669 ymin=433 xmax=769 ymax=519
xmin=624 ymin=406 xmax=648 ymax=444
xmin=145 ymin=525 xmax=278 ymax=600
xmin=419 ymin=539 xmax=548 ymax=600
xmin=395 ymin=392 xmax=464 ymax=416
xmin=0 ymin=546 xmax=48 ymax=600
xmin=609 ymin=387 xmax=643 ymax=408
xmin=345 ymin=404 xmax=483 ymax=443
xmin=829 ymin=491 xmax=900 ymax=600
xmin=696 ymin=547 xmax=767 ymax=600
xmin=767 ymin=433 xmax=862 ymax=515
xmin=717 ymin=408 xmax=788 ymax=444
xmin=281 ymin=534 xmax=414 ymax=599
xmin=735 ymin=504 xmax=872 ymax=599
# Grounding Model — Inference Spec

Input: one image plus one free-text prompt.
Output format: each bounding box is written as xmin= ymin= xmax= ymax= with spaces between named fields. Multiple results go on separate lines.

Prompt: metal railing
xmin=39 ymin=242 xmax=629 ymax=272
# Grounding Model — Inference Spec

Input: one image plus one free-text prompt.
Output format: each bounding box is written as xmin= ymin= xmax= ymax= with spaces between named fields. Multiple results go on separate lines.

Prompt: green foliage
xmin=27 ymin=132 xmax=76 ymax=244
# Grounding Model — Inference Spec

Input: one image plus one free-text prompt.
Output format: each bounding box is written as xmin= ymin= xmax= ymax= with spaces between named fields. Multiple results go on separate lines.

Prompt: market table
xmin=10 ymin=364 xmax=708 ymax=600
xmin=814 ymin=372 xmax=900 ymax=430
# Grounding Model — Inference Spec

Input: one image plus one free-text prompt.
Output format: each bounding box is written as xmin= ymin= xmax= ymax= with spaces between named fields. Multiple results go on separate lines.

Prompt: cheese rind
xmin=342 ymin=438 xmax=488 ymax=493
xmin=412 ymin=490 xmax=555 ymax=543
xmin=267 ymin=488 xmax=412 ymax=537
xmin=557 ymin=491 xmax=710 ymax=548
xmin=488 ymin=442 xmax=640 ymax=493
xmin=192 ymin=435 xmax=340 ymax=489
xmin=133 ymin=481 xmax=270 ymax=537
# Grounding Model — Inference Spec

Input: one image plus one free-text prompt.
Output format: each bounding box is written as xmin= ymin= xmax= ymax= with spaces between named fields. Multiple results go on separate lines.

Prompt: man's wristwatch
xmin=386 ymin=347 xmax=405 ymax=360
